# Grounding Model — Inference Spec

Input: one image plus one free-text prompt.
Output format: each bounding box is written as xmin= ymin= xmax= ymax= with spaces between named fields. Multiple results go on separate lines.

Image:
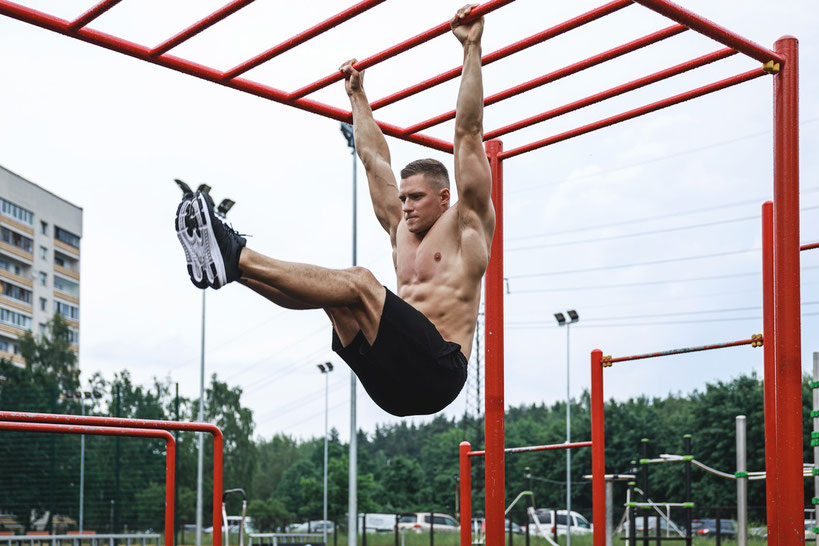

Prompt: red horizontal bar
xmin=404 ymin=24 xmax=687 ymax=135
xmin=801 ymin=242 xmax=819 ymax=251
xmin=0 ymin=0 xmax=453 ymax=153
xmin=223 ymin=0 xmax=386 ymax=81
xmin=369 ymin=0 xmax=632 ymax=111
xmin=603 ymin=336 xmax=761 ymax=364
xmin=469 ymin=440 xmax=592 ymax=457
xmin=500 ymin=67 xmax=766 ymax=159
xmin=632 ymin=0 xmax=784 ymax=66
xmin=287 ymin=0 xmax=517 ymax=100
xmin=485 ymin=47 xmax=735 ymax=140
xmin=67 ymin=0 xmax=122 ymax=32
xmin=151 ymin=0 xmax=254 ymax=57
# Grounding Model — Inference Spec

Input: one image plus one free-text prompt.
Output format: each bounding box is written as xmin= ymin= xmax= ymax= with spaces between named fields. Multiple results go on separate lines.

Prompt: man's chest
xmin=395 ymin=233 xmax=459 ymax=285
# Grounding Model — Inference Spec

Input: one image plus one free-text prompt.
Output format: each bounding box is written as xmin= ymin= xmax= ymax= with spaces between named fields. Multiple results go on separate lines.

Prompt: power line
xmin=507 ymin=205 xmax=819 ymax=252
xmin=506 ymin=311 xmax=819 ymax=330
xmin=510 ymin=247 xmax=759 ymax=280
xmin=508 ymin=117 xmax=819 ymax=196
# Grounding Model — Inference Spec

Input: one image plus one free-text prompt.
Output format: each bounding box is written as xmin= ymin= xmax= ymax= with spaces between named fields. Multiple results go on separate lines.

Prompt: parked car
xmin=287 ymin=520 xmax=334 ymax=533
xmin=691 ymin=518 xmax=737 ymax=538
xmin=528 ymin=509 xmax=593 ymax=536
xmin=358 ymin=513 xmax=397 ymax=533
xmin=397 ymin=513 xmax=459 ymax=533
xmin=632 ymin=516 xmax=684 ymax=535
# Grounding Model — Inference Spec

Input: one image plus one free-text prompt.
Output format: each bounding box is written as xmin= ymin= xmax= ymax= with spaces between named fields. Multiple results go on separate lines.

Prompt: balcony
xmin=0 ymin=349 xmax=24 ymax=365
xmin=0 ymin=216 xmax=34 ymax=237
xmin=0 ymin=268 xmax=32 ymax=288
xmin=0 ymin=294 xmax=32 ymax=314
xmin=54 ymin=238 xmax=79 ymax=257
xmin=0 ymin=241 xmax=32 ymax=262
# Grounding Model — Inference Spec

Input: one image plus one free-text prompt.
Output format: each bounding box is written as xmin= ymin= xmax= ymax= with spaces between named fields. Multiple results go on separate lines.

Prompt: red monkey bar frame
xmin=0 ymin=0 xmax=800 ymax=543
xmin=0 ymin=411 xmax=223 ymax=546
xmin=0 ymin=420 xmax=175 ymax=546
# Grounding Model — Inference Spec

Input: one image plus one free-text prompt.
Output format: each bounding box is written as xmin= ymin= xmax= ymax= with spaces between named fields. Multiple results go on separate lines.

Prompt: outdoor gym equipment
xmin=0 ymin=1 xmax=803 ymax=543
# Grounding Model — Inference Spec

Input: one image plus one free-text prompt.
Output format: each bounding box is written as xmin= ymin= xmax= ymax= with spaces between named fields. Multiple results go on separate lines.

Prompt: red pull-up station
xmin=0 ymin=0 xmax=801 ymax=544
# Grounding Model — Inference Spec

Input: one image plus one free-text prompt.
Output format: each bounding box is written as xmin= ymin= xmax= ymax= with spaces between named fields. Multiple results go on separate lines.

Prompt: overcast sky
xmin=0 ymin=0 xmax=816 ymax=444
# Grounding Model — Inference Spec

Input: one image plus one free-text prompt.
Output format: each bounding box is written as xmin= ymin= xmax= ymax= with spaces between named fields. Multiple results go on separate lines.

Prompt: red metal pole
xmin=369 ymin=0 xmax=632 ymax=111
xmin=604 ymin=337 xmax=761 ymax=364
xmin=403 ymin=24 xmax=686 ymax=135
xmin=287 ymin=0 xmax=516 ymax=100
xmin=631 ymin=0 xmax=783 ymax=65
xmin=468 ymin=441 xmax=592 ymax=456
xmin=484 ymin=139 xmax=504 ymax=546
xmin=761 ymin=200 xmax=778 ymax=546
xmin=801 ymin=242 xmax=819 ymax=251
xmin=772 ymin=36 xmax=802 ymax=544
xmin=0 ymin=411 xmax=222 ymax=546
xmin=590 ymin=349 xmax=605 ymax=546
xmin=67 ymin=0 xmax=122 ymax=32
xmin=459 ymin=441 xmax=472 ymax=546
xmin=485 ymin=47 xmax=735 ymax=141
xmin=0 ymin=421 xmax=175 ymax=546
xmin=150 ymin=0 xmax=255 ymax=57
xmin=500 ymin=67 xmax=766 ymax=160
xmin=222 ymin=0 xmax=386 ymax=80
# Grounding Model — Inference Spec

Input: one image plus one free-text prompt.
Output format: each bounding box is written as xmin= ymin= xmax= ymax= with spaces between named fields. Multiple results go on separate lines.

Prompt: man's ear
xmin=440 ymin=187 xmax=451 ymax=204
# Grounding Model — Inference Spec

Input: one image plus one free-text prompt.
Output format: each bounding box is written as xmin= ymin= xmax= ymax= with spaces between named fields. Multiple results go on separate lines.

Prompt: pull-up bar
xmin=468 ymin=440 xmax=592 ymax=457
xmin=802 ymin=242 xmax=819 ymax=251
xmin=602 ymin=334 xmax=763 ymax=366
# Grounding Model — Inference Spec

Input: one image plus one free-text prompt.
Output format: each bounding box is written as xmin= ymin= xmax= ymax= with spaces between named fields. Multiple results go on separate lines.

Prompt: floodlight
xmin=554 ymin=313 xmax=566 ymax=326
xmin=340 ymin=122 xmax=355 ymax=148
xmin=567 ymin=310 xmax=579 ymax=323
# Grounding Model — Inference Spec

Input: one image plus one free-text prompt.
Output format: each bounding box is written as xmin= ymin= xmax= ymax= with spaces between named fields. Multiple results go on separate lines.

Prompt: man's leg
xmin=241 ymin=277 xmax=363 ymax=346
xmin=239 ymin=247 xmax=385 ymax=345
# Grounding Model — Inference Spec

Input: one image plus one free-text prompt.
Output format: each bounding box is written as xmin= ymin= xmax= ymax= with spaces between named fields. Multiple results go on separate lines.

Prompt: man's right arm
xmin=340 ymin=59 xmax=402 ymax=241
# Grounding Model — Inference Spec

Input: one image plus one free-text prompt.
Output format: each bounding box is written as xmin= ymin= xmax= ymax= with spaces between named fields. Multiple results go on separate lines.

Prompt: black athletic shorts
xmin=332 ymin=288 xmax=468 ymax=417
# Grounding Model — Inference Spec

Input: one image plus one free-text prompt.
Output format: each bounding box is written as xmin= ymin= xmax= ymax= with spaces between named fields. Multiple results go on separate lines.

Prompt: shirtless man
xmin=175 ymin=4 xmax=494 ymax=417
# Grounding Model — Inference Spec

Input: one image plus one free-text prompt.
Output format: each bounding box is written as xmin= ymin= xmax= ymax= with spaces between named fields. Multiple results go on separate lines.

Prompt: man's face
xmin=399 ymin=173 xmax=448 ymax=234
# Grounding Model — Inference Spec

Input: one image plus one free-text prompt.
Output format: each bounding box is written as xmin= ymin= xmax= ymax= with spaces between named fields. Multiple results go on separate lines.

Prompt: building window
xmin=40 ymin=297 xmax=46 ymax=311
xmin=0 ymin=226 xmax=33 ymax=253
xmin=53 ymin=276 xmax=79 ymax=298
xmin=40 ymin=246 xmax=47 ymax=260
xmin=39 ymin=272 xmax=47 ymax=287
xmin=38 ymin=323 xmax=46 ymax=336
xmin=0 ymin=257 xmax=22 ymax=276
xmin=0 ymin=281 xmax=32 ymax=304
xmin=0 ymin=308 xmax=32 ymax=330
xmin=68 ymin=327 xmax=79 ymax=345
xmin=54 ymin=300 xmax=79 ymax=321
xmin=0 ymin=197 xmax=34 ymax=225
xmin=0 ymin=339 xmax=7 ymax=352
xmin=41 ymin=221 xmax=48 ymax=235
xmin=54 ymin=227 xmax=80 ymax=248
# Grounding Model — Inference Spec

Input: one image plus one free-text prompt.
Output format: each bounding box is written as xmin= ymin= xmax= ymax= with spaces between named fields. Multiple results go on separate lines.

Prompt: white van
xmin=358 ymin=513 xmax=398 ymax=533
xmin=529 ymin=509 xmax=593 ymax=536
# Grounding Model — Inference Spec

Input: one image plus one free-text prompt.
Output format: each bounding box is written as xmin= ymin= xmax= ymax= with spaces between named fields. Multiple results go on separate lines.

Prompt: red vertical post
xmin=213 ymin=435 xmax=224 ymax=546
xmin=772 ymin=36 xmax=802 ymax=544
xmin=484 ymin=139 xmax=505 ymax=546
xmin=590 ymin=349 xmax=605 ymax=546
xmin=165 ymin=437 xmax=176 ymax=546
xmin=761 ymin=200 xmax=778 ymax=546
xmin=459 ymin=442 xmax=472 ymax=546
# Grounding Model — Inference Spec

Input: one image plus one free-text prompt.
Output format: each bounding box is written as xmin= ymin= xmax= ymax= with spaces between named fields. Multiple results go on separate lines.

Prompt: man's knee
xmin=347 ymin=266 xmax=381 ymax=296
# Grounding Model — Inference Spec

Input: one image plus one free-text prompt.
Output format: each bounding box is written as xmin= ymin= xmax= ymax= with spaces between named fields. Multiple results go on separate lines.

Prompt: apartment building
xmin=0 ymin=165 xmax=82 ymax=364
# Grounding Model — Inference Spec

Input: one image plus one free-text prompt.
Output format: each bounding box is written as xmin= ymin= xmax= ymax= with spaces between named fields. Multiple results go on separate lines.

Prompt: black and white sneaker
xmin=175 ymin=196 xmax=210 ymax=289
xmin=192 ymin=190 xmax=246 ymax=289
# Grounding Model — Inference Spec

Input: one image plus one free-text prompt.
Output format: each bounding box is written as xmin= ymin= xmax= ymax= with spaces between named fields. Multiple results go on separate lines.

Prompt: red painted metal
xmin=499 ymin=67 xmax=766 ymax=160
xmin=0 ymin=411 xmax=222 ymax=546
xmin=459 ymin=441 xmax=472 ymax=546
xmin=485 ymin=47 xmax=735 ymax=140
xmin=761 ymin=201 xmax=778 ymax=546
xmin=288 ymin=0 xmax=517 ymax=100
xmin=604 ymin=337 xmax=761 ymax=364
xmin=0 ymin=421 xmax=175 ymax=546
xmin=801 ymin=242 xmax=819 ymax=251
xmin=590 ymin=349 xmax=605 ymax=546
xmin=67 ymin=0 xmax=122 ymax=32
xmin=369 ymin=0 xmax=632 ymax=111
xmin=467 ymin=440 xmax=591 ymax=457
xmin=0 ymin=0 xmax=453 ymax=154
xmin=404 ymin=24 xmax=686 ymax=135
xmin=631 ymin=0 xmax=784 ymax=65
xmin=772 ymin=36 xmax=802 ymax=544
xmin=151 ymin=0 xmax=255 ymax=57
xmin=484 ymin=139 xmax=505 ymax=546
xmin=222 ymin=0 xmax=386 ymax=80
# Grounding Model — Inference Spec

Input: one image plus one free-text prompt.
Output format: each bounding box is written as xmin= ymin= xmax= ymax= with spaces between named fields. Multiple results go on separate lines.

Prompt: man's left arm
xmin=452 ymin=4 xmax=493 ymax=224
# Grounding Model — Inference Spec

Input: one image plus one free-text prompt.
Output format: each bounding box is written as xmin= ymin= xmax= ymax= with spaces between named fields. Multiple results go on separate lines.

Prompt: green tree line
xmin=0 ymin=318 xmax=813 ymax=532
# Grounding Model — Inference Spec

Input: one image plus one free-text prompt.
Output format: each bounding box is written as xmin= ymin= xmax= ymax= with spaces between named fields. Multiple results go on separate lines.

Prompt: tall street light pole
xmin=340 ymin=122 xmax=358 ymax=546
xmin=65 ymin=389 xmax=102 ymax=534
xmin=554 ymin=310 xmax=579 ymax=546
xmin=318 ymin=362 xmax=334 ymax=546
xmin=176 ymin=180 xmax=234 ymax=546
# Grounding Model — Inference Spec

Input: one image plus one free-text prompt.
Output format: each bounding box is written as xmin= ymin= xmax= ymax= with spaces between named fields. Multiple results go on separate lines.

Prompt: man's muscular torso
xmin=393 ymin=202 xmax=491 ymax=361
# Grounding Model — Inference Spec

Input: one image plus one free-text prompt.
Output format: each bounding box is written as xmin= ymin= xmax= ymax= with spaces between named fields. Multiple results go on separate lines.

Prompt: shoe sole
xmin=176 ymin=198 xmax=209 ymax=289
xmin=193 ymin=192 xmax=228 ymax=289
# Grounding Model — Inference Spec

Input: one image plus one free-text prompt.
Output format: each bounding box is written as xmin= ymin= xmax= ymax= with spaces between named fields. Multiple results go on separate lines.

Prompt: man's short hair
xmin=400 ymin=158 xmax=450 ymax=191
